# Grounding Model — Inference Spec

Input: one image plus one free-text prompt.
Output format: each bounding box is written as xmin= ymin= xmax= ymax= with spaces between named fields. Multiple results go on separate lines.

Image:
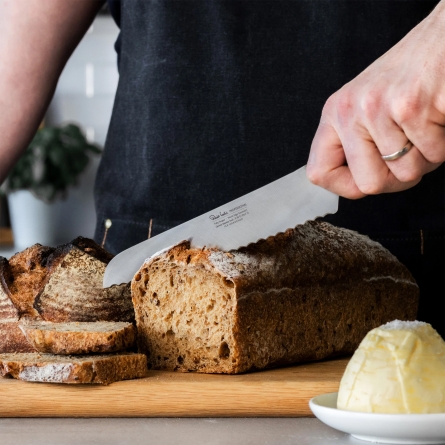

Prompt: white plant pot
xmin=7 ymin=190 xmax=59 ymax=249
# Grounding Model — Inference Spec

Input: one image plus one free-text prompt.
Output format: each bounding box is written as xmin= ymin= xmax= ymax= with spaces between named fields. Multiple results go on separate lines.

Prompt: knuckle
xmin=360 ymin=91 xmax=382 ymax=120
xmin=306 ymin=165 xmax=324 ymax=186
xmin=394 ymin=96 xmax=422 ymax=124
xmin=322 ymin=94 xmax=337 ymax=116
xmin=394 ymin=168 xmax=422 ymax=183
xmin=413 ymin=139 xmax=445 ymax=164
xmin=423 ymin=149 xmax=445 ymax=164
xmin=348 ymin=190 xmax=367 ymax=200
xmin=357 ymin=181 xmax=384 ymax=196
xmin=336 ymin=93 xmax=355 ymax=120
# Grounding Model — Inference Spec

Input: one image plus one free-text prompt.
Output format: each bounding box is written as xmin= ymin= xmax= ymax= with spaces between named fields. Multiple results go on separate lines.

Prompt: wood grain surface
xmin=0 ymin=358 xmax=347 ymax=417
xmin=0 ymin=228 xmax=13 ymax=246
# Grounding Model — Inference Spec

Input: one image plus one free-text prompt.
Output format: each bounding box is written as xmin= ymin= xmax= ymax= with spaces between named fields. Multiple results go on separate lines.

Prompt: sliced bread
xmin=131 ymin=221 xmax=419 ymax=374
xmin=19 ymin=321 xmax=137 ymax=355
xmin=0 ymin=237 xmax=134 ymax=353
xmin=0 ymin=352 xmax=147 ymax=384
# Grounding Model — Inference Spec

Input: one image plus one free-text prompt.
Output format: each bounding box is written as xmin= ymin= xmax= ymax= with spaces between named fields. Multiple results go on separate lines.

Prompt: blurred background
xmin=0 ymin=7 xmax=119 ymax=256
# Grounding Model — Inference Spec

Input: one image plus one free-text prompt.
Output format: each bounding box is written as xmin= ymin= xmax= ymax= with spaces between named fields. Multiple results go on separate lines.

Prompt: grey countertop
xmin=0 ymin=418 xmax=357 ymax=445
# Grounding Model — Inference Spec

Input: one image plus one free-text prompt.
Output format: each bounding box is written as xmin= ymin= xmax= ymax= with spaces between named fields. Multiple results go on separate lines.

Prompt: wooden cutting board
xmin=0 ymin=358 xmax=347 ymax=417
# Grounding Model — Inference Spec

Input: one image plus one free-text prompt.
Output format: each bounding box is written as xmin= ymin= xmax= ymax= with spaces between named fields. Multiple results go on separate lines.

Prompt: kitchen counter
xmin=0 ymin=418 xmax=356 ymax=445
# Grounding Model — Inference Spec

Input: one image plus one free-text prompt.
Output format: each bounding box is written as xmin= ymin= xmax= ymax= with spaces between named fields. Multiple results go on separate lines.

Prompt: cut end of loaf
xmin=132 ymin=242 xmax=241 ymax=373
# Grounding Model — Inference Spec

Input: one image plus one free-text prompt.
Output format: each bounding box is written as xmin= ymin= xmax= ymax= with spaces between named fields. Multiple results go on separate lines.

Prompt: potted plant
xmin=1 ymin=123 xmax=101 ymax=248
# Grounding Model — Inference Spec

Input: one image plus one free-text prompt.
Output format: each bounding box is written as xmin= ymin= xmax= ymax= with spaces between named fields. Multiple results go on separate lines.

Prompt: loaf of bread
xmin=0 ymin=238 xmax=134 ymax=353
xmin=19 ymin=321 xmax=136 ymax=355
xmin=131 ymin=221 xmax=419 ymax=374
xmin=34 ymin=237 xmax=133 ymax=323
xmin=0 ymin=352 xmax=147 ymax=384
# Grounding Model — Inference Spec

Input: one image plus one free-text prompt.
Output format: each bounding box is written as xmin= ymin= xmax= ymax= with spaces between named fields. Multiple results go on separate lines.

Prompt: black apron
xmin=96 ymin=0 xmax=444 ymax=336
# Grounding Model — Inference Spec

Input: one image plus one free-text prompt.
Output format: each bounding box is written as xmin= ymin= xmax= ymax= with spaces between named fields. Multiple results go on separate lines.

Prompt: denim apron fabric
xmin=97 ymin=0 xmax=444 ymax=336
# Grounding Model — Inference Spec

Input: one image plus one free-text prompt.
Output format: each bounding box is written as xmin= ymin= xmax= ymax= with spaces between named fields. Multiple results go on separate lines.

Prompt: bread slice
xmin=0 ymin=352 xmax=147 ymax=384
xmin=0 ymin=237 xmax=134 ymax=353
xmin=19 ymin=321 xmax=137 ymax=355
xmin=131 ymin=221 xmax=419 ymax=374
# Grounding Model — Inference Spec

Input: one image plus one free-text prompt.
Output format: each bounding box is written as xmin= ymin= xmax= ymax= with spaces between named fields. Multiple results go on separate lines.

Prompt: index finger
xmin=307 ymin=120 xmax=366 ymax=199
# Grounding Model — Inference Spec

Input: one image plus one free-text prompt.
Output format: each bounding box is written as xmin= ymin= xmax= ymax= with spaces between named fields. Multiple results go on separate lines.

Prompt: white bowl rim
xmin=309 ymin=392 xmax=445 ymax=420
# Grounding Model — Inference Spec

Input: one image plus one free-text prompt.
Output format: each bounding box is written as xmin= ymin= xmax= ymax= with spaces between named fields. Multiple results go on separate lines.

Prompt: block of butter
xmin=337 ymin=320 xmax=445 ymax=414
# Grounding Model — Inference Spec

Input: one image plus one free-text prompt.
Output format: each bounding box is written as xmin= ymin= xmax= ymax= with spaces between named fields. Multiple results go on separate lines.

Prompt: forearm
xmin=0 ymin=0 xmax=104 ymax=184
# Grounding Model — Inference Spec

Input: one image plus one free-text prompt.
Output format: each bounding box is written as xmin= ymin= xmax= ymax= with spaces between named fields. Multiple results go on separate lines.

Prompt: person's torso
xmin=97 ymin=0 xmax=443 ymax=251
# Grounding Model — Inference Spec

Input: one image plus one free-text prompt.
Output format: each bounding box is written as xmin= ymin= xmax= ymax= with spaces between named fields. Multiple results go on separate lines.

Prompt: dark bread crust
xmin=0 ymin=322 xmax=35 ymax=353
xmin=34 ymin=236 xmax=133 ymax=323
xmin=210 ymin=221 xmax=416 ymax=294
xmin=0 ymin=255 xmax=38 ymax=353
xmin=70 ymin=237 xmax=114 ymax=264
xmin=6 ymin=245 xmax=54 ymax=318
xmin=0 ymin=257 xmax=17 ymax=320
xmin=132 ymin=221 xmax=419 ymax=374
xmin=43 ymin=237 xmax=114 ymax=274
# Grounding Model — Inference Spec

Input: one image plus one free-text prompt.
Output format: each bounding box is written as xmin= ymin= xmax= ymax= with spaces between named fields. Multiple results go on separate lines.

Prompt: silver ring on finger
xmin=381 ymin=141 xmax=414 ymax=161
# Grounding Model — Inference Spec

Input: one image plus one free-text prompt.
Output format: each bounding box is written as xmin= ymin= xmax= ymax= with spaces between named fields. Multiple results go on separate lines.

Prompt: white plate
xmin=309 ymin=392 xmax=445 ymax=444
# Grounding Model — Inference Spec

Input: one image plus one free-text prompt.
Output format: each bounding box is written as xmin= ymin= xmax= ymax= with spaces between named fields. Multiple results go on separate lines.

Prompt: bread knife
xmin=103 ymin=166 xmax=338 ymax=287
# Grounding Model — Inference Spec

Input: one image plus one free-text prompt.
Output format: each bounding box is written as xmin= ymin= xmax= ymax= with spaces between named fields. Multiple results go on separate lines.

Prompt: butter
xmin=337 ymin=320 xmax=445 ymax=414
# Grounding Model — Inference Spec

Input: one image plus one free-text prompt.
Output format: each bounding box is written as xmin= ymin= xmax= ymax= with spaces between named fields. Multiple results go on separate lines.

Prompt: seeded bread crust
xmin=0 ymin=238 xmax=134 ymax=353
xmin=0 ymin=352 xmax=147 ymax=385
xmin=34 ymin=237 xmax=134 ymax=323
xmin=19 ymin=321 xmax=137 ymax=355
xmin=131 ymin=221 xmax=419 ymax=374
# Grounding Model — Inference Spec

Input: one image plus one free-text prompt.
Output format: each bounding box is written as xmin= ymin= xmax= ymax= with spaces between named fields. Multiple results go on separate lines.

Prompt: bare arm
xmin=0 ymin=0 xmax=105 ymax=184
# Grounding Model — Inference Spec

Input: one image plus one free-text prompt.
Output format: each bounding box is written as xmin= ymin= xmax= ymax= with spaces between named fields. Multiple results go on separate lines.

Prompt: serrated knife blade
xmin=103 ymin=166 xmax=338 ymax=287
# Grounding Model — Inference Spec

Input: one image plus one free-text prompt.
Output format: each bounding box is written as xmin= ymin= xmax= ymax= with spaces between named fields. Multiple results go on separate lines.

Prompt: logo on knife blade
xmin=209 ymin=211 xmax=229 ymax=221
xmin=209 ymin=204 xmax=249 ymax=229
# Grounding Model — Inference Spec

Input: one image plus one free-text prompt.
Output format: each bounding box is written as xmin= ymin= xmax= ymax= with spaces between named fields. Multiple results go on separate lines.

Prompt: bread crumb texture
xmin=19 ymin=321 xmax=136 ymax=355
xmin=131 ymin=221 xmax=419 ymax=374
xmin=0 ymin=352 xmax=147 ymax=384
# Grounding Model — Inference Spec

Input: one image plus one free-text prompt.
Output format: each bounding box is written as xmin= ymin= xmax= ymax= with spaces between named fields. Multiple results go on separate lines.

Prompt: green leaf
xmin=4 ymin=123 xmax=102 ymax=202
